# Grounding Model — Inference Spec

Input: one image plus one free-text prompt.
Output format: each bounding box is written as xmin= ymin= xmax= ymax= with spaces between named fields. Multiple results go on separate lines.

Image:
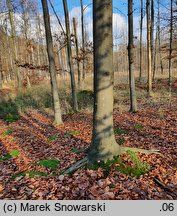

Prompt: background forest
xmin=0 ymin=0 xmax=176 ymax=200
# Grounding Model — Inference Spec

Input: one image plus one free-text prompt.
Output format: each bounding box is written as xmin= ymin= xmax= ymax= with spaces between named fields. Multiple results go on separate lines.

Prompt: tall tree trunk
xmin=146 ymin=0 xmax=152 ymax=96
xmin=88 ymin=0 xmax=120 ymax=163
xmin=153 ymin=29 xmax=158 ymax=80
xmin=7 ymin=0 xmax=21 ymax=90
xmin=73 ymin=17 xmax=81 ymax=87
xmin=80 ymin=0 xmax=86 ymax=80
xmin=62 ymin=0 xmax=78 ymax=112
xmin=151 ymin=0 xmax=154 ymax=78
xmin=157 ymin=0 xmax=163 ymax=75
xmin=139 ymin=0 xmax=143 ymax=82
xmin=169 ymin=0 xmax=173 ymax=87
xmin=41 ymin=0 xmax=63 ymax=125
xmin=128 ymin=0 xmax=137 ymax=112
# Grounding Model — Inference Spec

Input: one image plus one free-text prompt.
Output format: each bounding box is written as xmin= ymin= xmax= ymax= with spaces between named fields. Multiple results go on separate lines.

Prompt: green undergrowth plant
xmin=34 ymin=159 xmax=60 ymax=171
xmin=11 ymin=170 xmax=48 ymax=180
xmin=47 ymin=135 xmax=58 ymax=142
xmin=0 ymin=150 xmax=20 ymax=161
xmin=114 ymin=128 xmax=128 ymax=135
xmin=87 ymin=150 xmax=150 ymax=178
xmin=134 ymin=124 xmax=144 ymax=129
xmin=64 ymin=131 xmax=80 ymax=137
xmin=1 ymin=128 xmax=13 ymax=136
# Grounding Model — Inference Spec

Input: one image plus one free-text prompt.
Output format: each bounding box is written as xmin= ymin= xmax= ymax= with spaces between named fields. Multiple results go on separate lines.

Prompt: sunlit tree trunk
xmin=157 ymin=0 xmax=163 ymax=75
xmin=128 ymin=0 xmax=137 ymax=112
xmin=88 ymin=0 xmax=120 ymax=163
xmin=62 ymin=0 xmax=78 ymax=112
xmin=146 ymin=0 xmax=152 ymax=96
xmin=41 ymin=0 xmax=63 ymax=125
xmin=7 ymin=0 xmax=21 ymax=90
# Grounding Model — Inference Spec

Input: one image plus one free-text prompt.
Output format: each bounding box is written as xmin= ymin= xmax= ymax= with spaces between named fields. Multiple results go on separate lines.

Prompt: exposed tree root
xmin=64 ymin=147 xmax=160 ymax=174
xmin=154 ymin=177 xmax=177 ymax=198
xmin=120 ymin=147 xmax=161 ymax=154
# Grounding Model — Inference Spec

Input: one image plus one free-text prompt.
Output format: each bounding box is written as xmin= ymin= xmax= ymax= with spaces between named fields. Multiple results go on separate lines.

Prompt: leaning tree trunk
xmin=128 ymin=0 xmax=137 ymax=112
xmin=80 ymin=0 xmax=86 ymax=81
xmin=146 ymin=0 xmax=152 ymax=96
xmin=7 ymin=0 xmax=21 ymax=90
xmin=88 ymin=0 xmax=120 ymax=163
xmin=62 ymin=0 xmax=78 ymax=112
xmin=41 ymin=0 xmax=63 ymax=125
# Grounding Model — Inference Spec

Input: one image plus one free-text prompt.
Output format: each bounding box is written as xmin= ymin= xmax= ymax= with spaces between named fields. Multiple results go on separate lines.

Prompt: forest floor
xmin=0 ymin=79 xmax=177 ymax=200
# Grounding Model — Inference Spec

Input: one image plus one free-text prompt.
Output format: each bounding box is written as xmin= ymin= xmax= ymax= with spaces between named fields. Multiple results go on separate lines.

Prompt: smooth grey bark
xmin=80 ymin=0 xmax=86 ymax=80
xmin=128 ymin=0 xmax=137 ymax=112
xmin=73 ymin=17 xmax=81 ymax=87
xmin=7 ymin=0 xmax=21 ymax=90
xmin=146 ymin=0 xmax=152 ymax=96
xmin=153 ymin=29 xmax=158 ymax=80
xmin=88 ymin=0 xmax=120 ymax=163
xmin=151 ymin=0 xmax=154 ymax=75
xmin=157 ymin=0 xmax=163 ymax=75
xmin=41 ymin=0 xmax=63 ymax=125
xmin=139 ymin=0 xmax=143 ymax=82
xmin=169 ymin=0 xmax=173 ymax=87
xmin=62 ymin=0 xmax=78 ymax=112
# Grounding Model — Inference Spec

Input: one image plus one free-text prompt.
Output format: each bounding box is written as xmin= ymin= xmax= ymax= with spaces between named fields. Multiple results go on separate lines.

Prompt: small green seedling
xmin=117 ymin=138 xmax=125 ymax=145
xmin=114 ymin=128 xmax=127 ymax=135
xmin=0 ymin=149 xmax=20 ymax=161
xmin=47 ymin=135 xmax=58 ymax=142
xmin=134 ymin=124 xmax=144 ymax=129
xmin=64 ymin=131 xmax=80 ymax=137
xmin=1 ymin=128 xmax=13 ymax=136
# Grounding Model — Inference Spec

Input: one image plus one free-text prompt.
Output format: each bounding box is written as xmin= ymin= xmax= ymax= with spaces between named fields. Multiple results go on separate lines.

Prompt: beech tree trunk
xmin=139 ymin=0 xmax=143 ymax=82
xmin=62 ymin=0 xmax=78 ymax=112
xmin=157 ymin=0 xmax=163 ymax=75
xmin=151 ymin=0 xmax=154 ymax=76
xmin=41 ymin=0 xmax=63 ymax=125
xmin=169 ymin=0 xmax=173 ymax=87
xmin=80 ymin=0 xmax=86 ymax=80
xmin=146 ymin=0 xmax=152 ymax=96
xmin=88 ymin=0 xmax=120 ymax=163
xmin=7 ymin=0 xmax=21 ymax=90
xmin=128 ymin=0 xmax=137 ymax=112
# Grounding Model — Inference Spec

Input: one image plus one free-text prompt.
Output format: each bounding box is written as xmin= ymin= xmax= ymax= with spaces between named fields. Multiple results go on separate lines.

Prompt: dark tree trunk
xmin=41 ymin=0 xmax=63 ymax=125
xmin=169 ymin=0 xmax=173 ymax=87
xmin=88 ymin=0 xmax=120 ymax=163
xmin=128 ymin=0 xmax=137 ymax=112
xmin=62 ymin=0 xmax=78 ymax=112
xmin=146 ymin=0 xmax=152 ymax=96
